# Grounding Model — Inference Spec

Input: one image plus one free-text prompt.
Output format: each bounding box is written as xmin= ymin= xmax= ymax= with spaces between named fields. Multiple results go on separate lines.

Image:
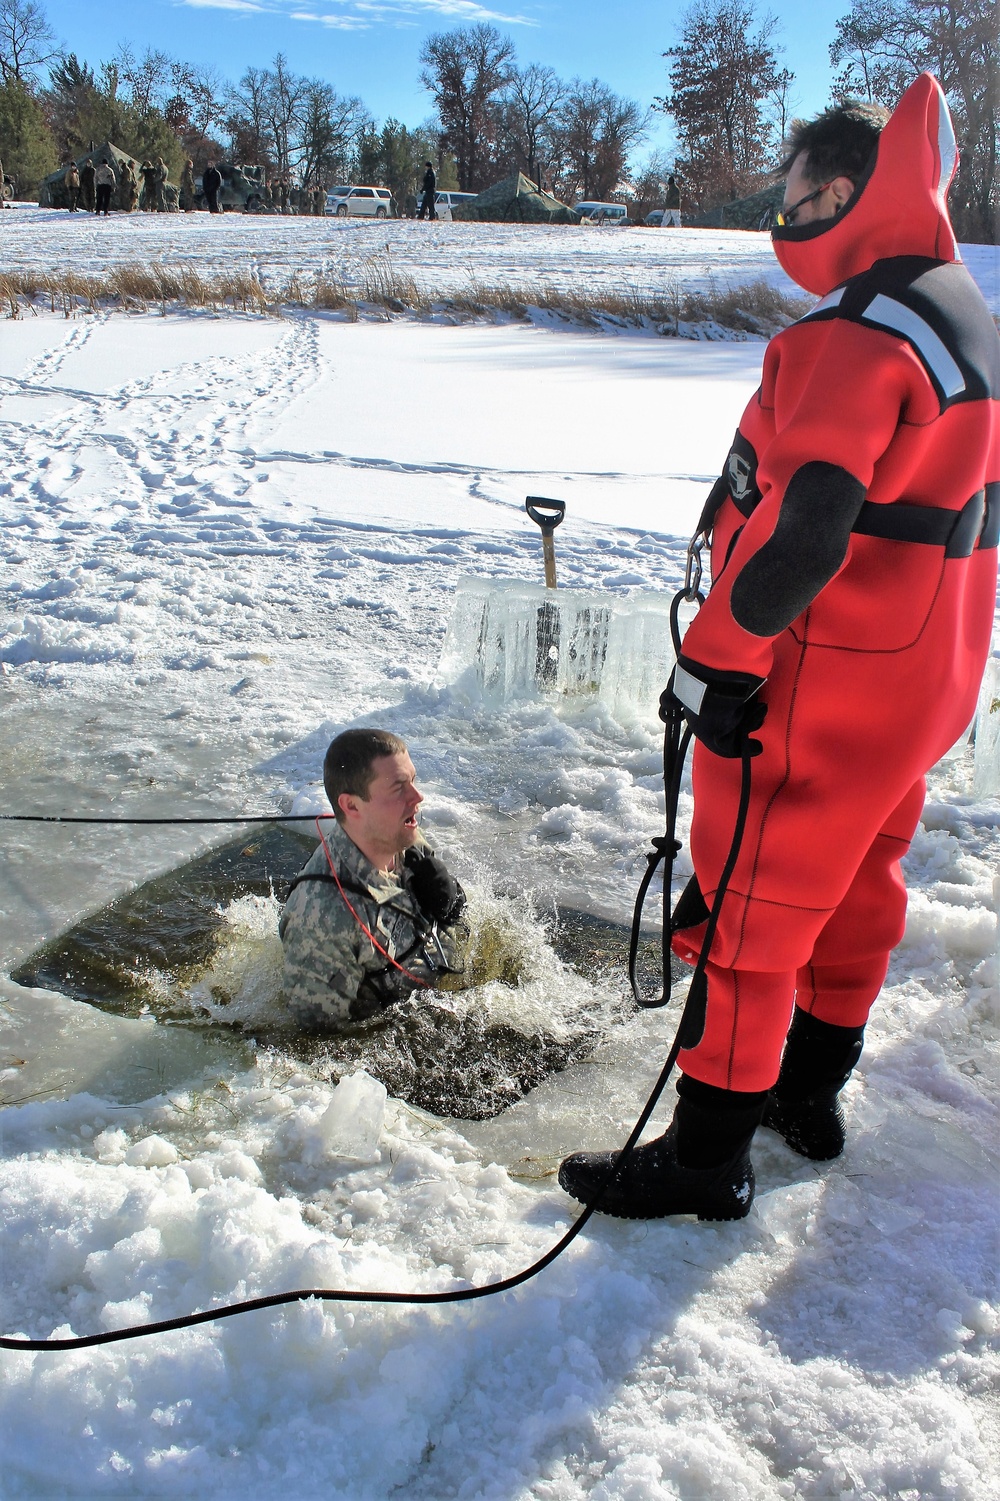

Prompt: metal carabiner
xmin=683 ymin=530 xmax=707 ymax=601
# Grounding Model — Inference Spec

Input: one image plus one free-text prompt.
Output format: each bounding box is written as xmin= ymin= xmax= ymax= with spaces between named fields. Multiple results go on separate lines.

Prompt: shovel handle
xmin=525 ymin=497 xmax=566 ymax=533
xmin=526 ymin=498 xmax=565 ymax=589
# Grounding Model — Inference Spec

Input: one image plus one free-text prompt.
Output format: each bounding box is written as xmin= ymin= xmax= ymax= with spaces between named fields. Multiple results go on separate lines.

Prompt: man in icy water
xmin=560 ymin=76 xmax=998 ymax=1221
xmin=279 ymin=728 xmax=469 ymax=1029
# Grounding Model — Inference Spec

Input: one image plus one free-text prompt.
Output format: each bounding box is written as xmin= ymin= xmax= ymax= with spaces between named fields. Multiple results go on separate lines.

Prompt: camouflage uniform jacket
xmin=278 ymin=820 xmax=469 ymax=1030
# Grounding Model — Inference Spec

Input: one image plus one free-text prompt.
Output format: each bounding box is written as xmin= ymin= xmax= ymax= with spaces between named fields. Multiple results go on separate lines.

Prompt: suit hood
xmin=772 ymin=73 xmax=960 ymax=297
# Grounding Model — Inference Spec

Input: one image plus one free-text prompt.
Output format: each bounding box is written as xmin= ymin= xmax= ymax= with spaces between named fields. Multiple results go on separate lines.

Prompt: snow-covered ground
xmin=0 ymin=222 xmax=998 ymax=1499
xmin=4 ymin=204 xmax=802 ymax=302
xmin=6 ymin=204 xmax=999 ymax=314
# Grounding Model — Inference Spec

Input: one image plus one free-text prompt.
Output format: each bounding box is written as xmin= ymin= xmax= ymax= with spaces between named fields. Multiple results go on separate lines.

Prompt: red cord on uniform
xmin=315 ymin=817 xmax=430 ymax=988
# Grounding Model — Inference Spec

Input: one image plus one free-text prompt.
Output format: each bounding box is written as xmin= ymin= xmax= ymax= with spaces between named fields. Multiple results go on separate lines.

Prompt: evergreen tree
xmin=355 ymin=118 xmax=448 ymax=208
xmin=0 ymin=72 xmax=54 ymax=192
xmin=657 ymin=0 xmax=785 ymax=210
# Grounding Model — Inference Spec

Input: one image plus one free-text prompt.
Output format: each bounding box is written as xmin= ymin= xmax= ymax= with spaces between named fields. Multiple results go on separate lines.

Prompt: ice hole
xmin=11 ymin=827 xmax=670 ymax=1120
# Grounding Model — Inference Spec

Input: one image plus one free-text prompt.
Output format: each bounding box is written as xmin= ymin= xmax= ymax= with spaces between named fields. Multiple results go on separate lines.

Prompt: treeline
xmin=0 ymin=3 xmax=651 ymax=209
xmin=0 ymin=0 xmax=994 ymax=239
xmin=662 ymin=0 xmax=997 ymax=241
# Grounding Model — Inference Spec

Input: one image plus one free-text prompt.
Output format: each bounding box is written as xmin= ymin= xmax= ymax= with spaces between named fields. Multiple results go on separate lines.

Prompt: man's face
xmin=339 ymin=751 xmax=424 ymax=867
xmin=782 ymin=151 xmax=853 ymax=226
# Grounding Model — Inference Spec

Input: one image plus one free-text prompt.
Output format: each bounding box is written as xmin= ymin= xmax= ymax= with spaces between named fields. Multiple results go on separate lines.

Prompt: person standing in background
xmin=417 ymin=162 xmax=436 ymax=220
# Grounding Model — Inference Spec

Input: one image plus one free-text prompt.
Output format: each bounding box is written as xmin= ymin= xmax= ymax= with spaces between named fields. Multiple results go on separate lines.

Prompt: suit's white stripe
xmin=863 ymin=293 xmax=965 ymax=397
xmin=800 ymin=286 xmax=846 ymax=321
xmin=673 ymin=664 xmax=707 ymax=715
xmin=935 ymin=88 xmax=958 ymax=207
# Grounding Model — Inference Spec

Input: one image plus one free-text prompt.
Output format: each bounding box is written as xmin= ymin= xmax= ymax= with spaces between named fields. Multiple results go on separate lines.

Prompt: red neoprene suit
xmin=671 ymin=75 xmax=999 ymax=1091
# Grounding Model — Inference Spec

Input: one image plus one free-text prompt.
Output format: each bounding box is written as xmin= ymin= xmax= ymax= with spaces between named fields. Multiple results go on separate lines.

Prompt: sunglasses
xmin=774 ymin=182 xmax=833 ymax=228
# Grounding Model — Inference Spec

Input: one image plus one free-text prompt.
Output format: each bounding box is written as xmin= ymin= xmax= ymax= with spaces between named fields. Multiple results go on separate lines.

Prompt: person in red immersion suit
xmin=560 ymin=74 xmax=999 ymax=1222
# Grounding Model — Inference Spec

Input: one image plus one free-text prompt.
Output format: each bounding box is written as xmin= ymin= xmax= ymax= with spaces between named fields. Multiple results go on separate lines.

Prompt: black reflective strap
xmin=725 ymin=482 xmax=997 ymax=557
xmin=852 ymin=485 xmax=997 ymax=558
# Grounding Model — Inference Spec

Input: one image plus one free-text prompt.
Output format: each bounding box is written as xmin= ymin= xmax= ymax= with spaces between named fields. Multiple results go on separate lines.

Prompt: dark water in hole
xmin=12 ymin=825 xmax=675 ymax=1120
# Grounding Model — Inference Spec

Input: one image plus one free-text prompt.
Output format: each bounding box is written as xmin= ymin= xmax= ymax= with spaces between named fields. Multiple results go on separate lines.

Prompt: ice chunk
xmin=972 ymin=654 xmax=999 ymax=796
xmin=124 ymin=1135 xmax=179 ymax=1168
xmin=437 ymin=575 xmax=692 ymax=717
xmin=317 ymin=1070 xmax=387 ymax=1162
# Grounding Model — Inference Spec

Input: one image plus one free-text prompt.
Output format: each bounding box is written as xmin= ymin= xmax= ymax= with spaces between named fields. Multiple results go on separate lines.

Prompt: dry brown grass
xmin=359 ymin=255 xmax=426 ymax=313
xmin=680 ymin=279 xmax=812 ymax=333
xmin=0 ymin=259 xmax=810 ymax=337
xmin=445 ymin=274 xmax=807 ymax=335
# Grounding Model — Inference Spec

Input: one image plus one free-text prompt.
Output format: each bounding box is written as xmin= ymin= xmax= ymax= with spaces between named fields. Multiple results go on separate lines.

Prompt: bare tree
xmin=226 ymin=66 xmax=275 ymax=168
xmin=165 ymin=58 xmax=225 ymax=140
xmin=297 ymin=80 xmax=371 ymax=186
xmin=186 ymin=66 xmax=226 ymax=140
xmin=498 ymin=63 xmax=565 ymax=186
xmin=0 ymin=0 xmax=58 ymax=84
xmin=113 ymin=43 xmax=171 ymax=120
xmin=262 ymin=53 xmax=302 ymax=179
xmin=830 ymin=0 xmax=912 ymax=102
xmin=830 ymin=0 xmax=998 ymax=240
xmin=419 ymin=22 xmax=516 ymax=189
xmin=629 ymin=148 xmax=678 ymax=217
xmin=767 ymin=66 xmax=797 ymax=147
xmin=555 ymin=78 xmax=648 ymax=201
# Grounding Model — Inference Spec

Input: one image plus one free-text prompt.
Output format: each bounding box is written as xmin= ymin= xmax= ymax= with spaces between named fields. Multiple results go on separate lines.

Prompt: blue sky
xmin=43 ymin=0 xmax=851 ymax=161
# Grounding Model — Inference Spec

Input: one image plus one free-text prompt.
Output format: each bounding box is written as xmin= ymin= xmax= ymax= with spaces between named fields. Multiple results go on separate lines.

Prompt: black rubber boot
xmin=557 ymin=1079 xmax=766 ymax=1222
xmin=762 ymin=1009 xmax=865 ymax=1161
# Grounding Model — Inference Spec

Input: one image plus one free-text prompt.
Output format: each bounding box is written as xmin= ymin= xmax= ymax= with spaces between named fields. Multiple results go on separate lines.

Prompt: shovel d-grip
xmin=525 ymin=496 xmax=565 ymax=589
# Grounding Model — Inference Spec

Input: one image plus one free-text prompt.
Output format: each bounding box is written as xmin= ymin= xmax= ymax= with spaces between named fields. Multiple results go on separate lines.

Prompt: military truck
xmin=195 ymin=163 xmax=269 ymax=212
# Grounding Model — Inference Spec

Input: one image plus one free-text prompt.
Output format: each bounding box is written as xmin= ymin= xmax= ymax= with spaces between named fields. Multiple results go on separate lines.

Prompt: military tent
xmin=39 ymin=143 xmax=178 ymax=212
xmin=689 ymin=182 xmax=783 ymax=231
xmin=452 ymin=172 xmax=579 ymax=224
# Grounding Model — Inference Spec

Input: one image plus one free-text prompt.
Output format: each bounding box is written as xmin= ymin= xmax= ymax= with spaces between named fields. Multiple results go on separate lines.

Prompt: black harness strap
xmin=853 ymin=484 xmax=997 ymax=556
xmin=731 ymin=480 xmax=997 ymax=557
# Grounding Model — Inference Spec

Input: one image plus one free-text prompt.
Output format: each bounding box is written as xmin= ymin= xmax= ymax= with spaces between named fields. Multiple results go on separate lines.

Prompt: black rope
xmin=0 ymin=814 xmax=311 ymax=825
xmin=629 ymin=588 xmax=700 ymax=1008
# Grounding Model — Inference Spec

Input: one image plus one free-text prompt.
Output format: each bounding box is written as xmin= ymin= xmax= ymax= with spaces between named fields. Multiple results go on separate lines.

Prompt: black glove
xmin=666 ymin=653 xmax=767 ymax=758
xmin=405 ymin=851 xmax=466 ymax=923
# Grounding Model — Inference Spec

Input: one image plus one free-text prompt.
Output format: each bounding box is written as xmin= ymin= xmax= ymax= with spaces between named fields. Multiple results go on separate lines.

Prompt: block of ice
xmin=437 ymin=576 xmax=695 ymax=717
xmin=972 ymin=654 xmax=999 ymax=797
xmin=318 ymin=1070 xmax=387 ymax=1162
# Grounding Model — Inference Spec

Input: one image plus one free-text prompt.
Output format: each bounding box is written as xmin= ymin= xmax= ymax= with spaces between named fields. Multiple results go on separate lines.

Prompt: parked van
xmin=573 ymin=201 xmax=631 ymax=225
xmin=434 ymin=191 xmax=478 ymax=221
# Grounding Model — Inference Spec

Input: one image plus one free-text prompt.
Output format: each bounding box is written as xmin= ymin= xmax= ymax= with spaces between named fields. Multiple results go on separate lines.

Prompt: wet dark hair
xmin=778 ymin=100 xmax=890 ymax=186
xmin=324 ymin=728 xmax=408 ymax=820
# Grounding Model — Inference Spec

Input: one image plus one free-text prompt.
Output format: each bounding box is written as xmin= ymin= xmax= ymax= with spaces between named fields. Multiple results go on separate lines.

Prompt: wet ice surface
xmin=0 ymin=281 xmax=997 ymax=1499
